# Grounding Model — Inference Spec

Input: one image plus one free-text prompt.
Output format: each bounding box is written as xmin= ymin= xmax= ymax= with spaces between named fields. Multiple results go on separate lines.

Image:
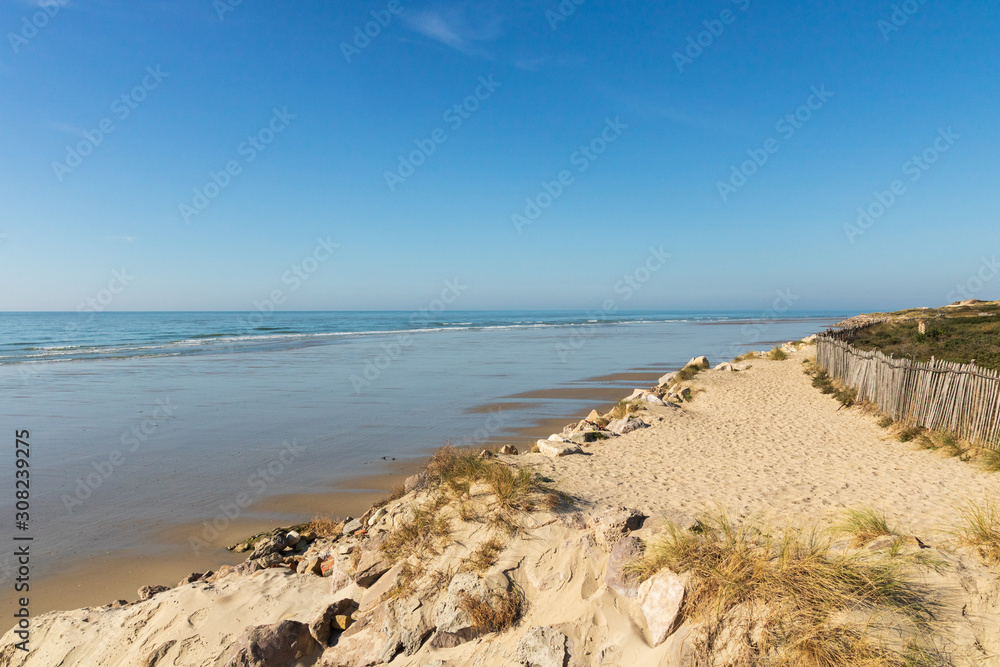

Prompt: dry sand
xmin=3 ymin=345 xmax=999 ymax=666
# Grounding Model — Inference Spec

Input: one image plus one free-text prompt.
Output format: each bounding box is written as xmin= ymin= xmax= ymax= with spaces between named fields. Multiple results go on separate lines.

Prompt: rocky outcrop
xmin=607 ymin=417 xmax=648 ymax=435
xmin=537 ymin=441 xmax=584 ymax=457
xmin=310 ymin=598 xmax=358 ymax=647
xmin=429 ymin=573 xmax=503 ymax=648
xmin=638 ymin=571 xmax=686 ymax=646
xmin=686 ymin=356 xmax=710 ymax=370
xmin=515 ymin=625 xmax=569 ymax=667
xmin=225 ymin=619 xmax=317 ymax=667
xmin=137 ymin=585 xmax=169 ymax=601
xmin=589 ymin=507 xmax=645 ymax=550
xmin=604 ymin=535 xmax=645 ymax=598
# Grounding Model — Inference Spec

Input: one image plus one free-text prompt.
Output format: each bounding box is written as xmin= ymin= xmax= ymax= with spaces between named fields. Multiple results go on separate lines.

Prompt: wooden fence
xmin=816 ymin=335 xmax=1000 ymax=451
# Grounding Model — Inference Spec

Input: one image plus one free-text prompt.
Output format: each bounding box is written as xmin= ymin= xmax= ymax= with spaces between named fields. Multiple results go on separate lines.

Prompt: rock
xmin=175 ymin=572 xmax=203 ymax=587
xmin=714 ymin=362 xmax=735 ymax=372
xmin=403 ymin=473 xmax=423 ymax=493
xmin=586 ymin=409 xmax=601 ymax=421
xmin=250 ymin=533 xmax=288 ymax=560
xmin=137 ymin=585 xmax=169 ymax=601
xmin=625 ymin=388 xmax=646 ymax=401
xmin=430 ymin=573 xmax=501 ymax=648
xmin=342 ymin=518 xmax=362 ymax=535
xmin=638 ymin=571 xmax=686 ymax=646
xmin=320 ymin=556 xmax=339 ymax=576
xmin=298 ymin=557 xmax=322 ymax=575
xmin=367 ymin=508 xmax=387 ymax=527
xmin=380 ymin=596 xmax=432 ymax=661
xmin=607 ymin=417 xmax=648 ymax=435
xmin=214 ymin=564 xmax=236 ymax=580
xmin=686 ymin=356 xmax=710 ymax=370
xmin=657 ymin=372 xmax=677 ymax=386
xmin=225 ymin=619 xmax=317 ymax=667
xmin=643 ymin=393 xmax=665 ymax=406
xmin=499 ymin=444 xmax=519 ymax=455
xmin=547 ymin=433 xmax=568 ymax=442
xmin=360 ymin=560 xmax=408 ymax=612
xmin=252 ymin=553 xmax=284 ymax=569
xmin=480 ymin=449 xmax=495 ymax=458
xmin=310 ymin=599 xmax=359 ymax=647
xmin=537 ymin=440 xmax=584 ymax=458
xmin=605 ymin=535 xmax=644 ymax=598
xmin=515 ymin=625 xmax=569 ymax=667
xmin=589 ymin=507 xmax=645 ymax=550
xmin=801 ymin=334 xmax=818 ymax=344
xmin=285 ymin=530 xmax=301 ymax=547
xmin=580 ymin=431 xmax=609 ymax=443
xmin=140 ymin=640 xmax=176 ymax=667
xmin=108 ymin=599 xmax=129 ymax=608
xmin=353 ymin=550 xmax=392 ymax=588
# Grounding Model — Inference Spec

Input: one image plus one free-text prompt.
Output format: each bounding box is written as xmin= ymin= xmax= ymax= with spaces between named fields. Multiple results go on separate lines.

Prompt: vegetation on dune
xmin=627 ymin=512 xmax=943 ymax=666
xmin=955 ymin=500 xmax=1000 ymax=566
xmin=769 ymin=345 xmax=788 ymax=361
xmin=846 ymin=315 xmax=1000 ymax=370
xmin=834 ymin=506 xmax=898 ymax=546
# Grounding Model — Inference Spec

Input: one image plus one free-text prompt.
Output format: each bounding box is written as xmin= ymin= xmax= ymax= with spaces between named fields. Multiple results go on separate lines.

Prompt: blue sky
xmin=1 ymin=0 xmax=997 ymax=312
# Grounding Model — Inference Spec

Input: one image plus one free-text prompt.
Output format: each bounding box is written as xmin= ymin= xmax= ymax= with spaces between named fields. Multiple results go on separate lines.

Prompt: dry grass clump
xmin=457 ymin=587 xmax=523 ymax=634
xmin=627 ymin=512 xmax=938 ymax=666
xmin=878 ymin=416 xmax=895 ymax=429
xmin=835 ymin=506 xmax=898 ymax=546
xmin=734 ymin=351 xmax=758 ymax=362
xmin=381 ymin=496 xmax=451 ymax=563
xmin=305 ymin=515 xmax=343 ymax=537
xmin=769 ymin=346 xmax=788 ymax=361
xmin=465 ymin=537 xmax=506 ymax=572
xmin=976 ymin=447 xmax=1000 ymax=473
xmin=609 ymin=399 xmax=642 ymax=419
xmin=956 ymin=500 xmax=1000 ymax=565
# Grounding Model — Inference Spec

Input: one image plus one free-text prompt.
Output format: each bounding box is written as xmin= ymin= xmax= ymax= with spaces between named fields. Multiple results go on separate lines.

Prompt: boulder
xmin=137 ymin=585 xmax=169 ymax=601
xmin=403 ymin=473 xmax=424 ymax=493
xmin=607 ymin=417 xmax=648 ymax=435
xmin=586 ymin=409 xmax=601 ymax=421
xmin=175 ymin=572 xmax=203 ymax=587
xmin=225 ymin=619 xmax=317 ymax=667
xmin=499 ymin=444 xmax=519 ymax=455
xmin=713 ymin=362 xmax=735 ymax=372
xmin=430 ymin=573 xmax=501 ymax=648
xmin=342 ymin=518 xmax=363 ymax=535
xmin=310 ymin=598 xmax=359 ymax=646
xmin=360 ymin=560 xmax=409 ymax=612
xmin=284 ymin=530 xmax=301 ymax=547
xmin=638 ymin=571 xmax=686 ymax=647
xmin=515 ymin=625 xmax=569 ymax=667
xmin=353 ymin=549 xmax=392 ymax=588
xmin=605 ymin=535 xmax=644 ymax=598
xmin=480 ymin=449 xmax=496 ymax=459
xmin=298 ymin=557 xmax=322 ymax=575
xmin=547 ymin=433 xmax=568 ymax=442
xmin=686 ymin=356 xmax=710 ymax=370
xmin=658 ymin=372 xmax=677 ymax=386
xmin=625 ymin=388 xmax=646 ymax=401
xmin=643 ymin=393 xmax=665 ymax=406
xmin=801 ymin=334 xmax=819 ymax=344
xmin=589 ymin=507 xmax=645 ymax=550
xmin=250 ymin=532 xmax=288 ymax=560
xmin=379 ymin=596 xmax=432 ymax=661
xmin=367 ymin=508 xmax=386 ymax=527
xmin=537 ymin=440 xmax=584 ymax=458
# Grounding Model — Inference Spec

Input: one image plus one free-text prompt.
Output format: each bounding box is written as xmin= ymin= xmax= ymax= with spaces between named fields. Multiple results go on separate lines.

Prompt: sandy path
xmin=536 ymin=348 xmax=999 ymax=540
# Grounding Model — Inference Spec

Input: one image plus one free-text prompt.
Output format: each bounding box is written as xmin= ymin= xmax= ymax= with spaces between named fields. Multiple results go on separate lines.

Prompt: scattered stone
xmin=480 ymin=449 xmax=495 ymax=459
xmin=657 ymin=372 xmax=677 ymax=386
xmin=298 ymin=557 xmax=322 ymax=575
xmin=367 ymin=508 xmax=387 ymax=527
xmin=638 ymin=571 xmax=686 ymax=646
xmin=607 ymin=417 xmax=649 ymax=435
xmin=353 ymin=550 xmax=392 ymax=588
xmin=589 ymin=507 xmax=645 ymax=550
xmin=137 ymin=585 xmax=169 ymax=601
xmin=430 ymin=573 xmax=502 ymax=648
xmin=342 ymin=518 xmax=363 ymax=535
xmin=175 ymin=572 xmax=203 ymax=587
xmin=605 ymin=535 xmax=644 ymax=598
xmin=380 ymin=595 xmax=432 ymax=660
xmin=537 ymin=440 xmax=584 ymax=458
xmin=284 ymin=530 xmax=301 ymax=547
xmin=714 ymin=362 xmax=735 ymax=372
xmin=404 ymin=473 xmax=424 ymax=492
xmin=249 ymin=533 xmax=288 ymax=560
xmin=224 ymin=619 xmax=317 ymax=667
xmin=515 ymin=625 xmax=569 ymax=667
xmin=252 ymin=553 xmax=283 ymax=569
xmin=547 ymin=433 xmax=568 ymax=442
xmin=625 ymin=388 xmax=646 ymax=401
xmin=499 ymin=444 xmax=519 ymax=455
xmin=643 ymin=393 xmax=666 ymax=406
xmin=686 ymin=356 xmax=710 ymax=370
xmin=310 ymin=598 xmax=359 ymax=647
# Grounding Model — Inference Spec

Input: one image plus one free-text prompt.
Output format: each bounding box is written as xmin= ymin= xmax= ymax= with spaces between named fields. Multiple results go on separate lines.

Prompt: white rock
xmin=537 ymin=441 xmax=583 ymax=458
xmin=643 ymin=394 xmax=665 ymax=406
xmin=547 ymin=434 xmax=567 ymax=442
xmin=657 ymin=372 xmax=676 ymax=386
xmin=686 ymin=356 xmax=710 ymax=370
xmin=713 ymin=362 xmax=735 ymax=372
xmin=367 ymin=508 xmax=386 ymax=527
xmin=625 ymin=388 xmax=646 ymax=401
xmin=639 ymin=571 xmax=685 ymax=647
xmin=284 ymin=530 xmax=301 ymax=547
xmin=515 ymin=626 xmax=568 ymax=667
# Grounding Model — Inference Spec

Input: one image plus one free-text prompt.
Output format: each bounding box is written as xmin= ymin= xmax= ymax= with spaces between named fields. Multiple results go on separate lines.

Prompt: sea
xmin=0 ymin=310 xmax=848 ymax=610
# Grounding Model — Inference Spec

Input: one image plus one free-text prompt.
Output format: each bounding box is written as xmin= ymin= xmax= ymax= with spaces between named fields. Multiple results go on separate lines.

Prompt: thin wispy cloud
xmin=404 ymin=4 xmax=505 ymax=58
xmin=105 ymin=235 xmax=137 ymax=243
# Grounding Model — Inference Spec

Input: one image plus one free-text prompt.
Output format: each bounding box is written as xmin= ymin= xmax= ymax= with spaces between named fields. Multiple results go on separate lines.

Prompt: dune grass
xmin=609 ymin=399 xmax=642 ymax=420
xmin=458 ymin=586 xmax=524 ymax=634
xmin=380 ymin=496 xmax=451 ymax=563
xmin=835 ymin=506 xmax=897 ymax=546
xmin=956 ymin=500 xmax=1000 ymax=565
xmin=769 ymin=346 xmax=788 ymax=361
xmin=627 ymin=512 xmax=939 ymax=666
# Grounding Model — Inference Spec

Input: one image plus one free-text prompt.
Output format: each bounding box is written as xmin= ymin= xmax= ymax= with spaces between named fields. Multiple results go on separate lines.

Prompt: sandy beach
xmin=3 ymin=340 xmax=998 ymax=666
